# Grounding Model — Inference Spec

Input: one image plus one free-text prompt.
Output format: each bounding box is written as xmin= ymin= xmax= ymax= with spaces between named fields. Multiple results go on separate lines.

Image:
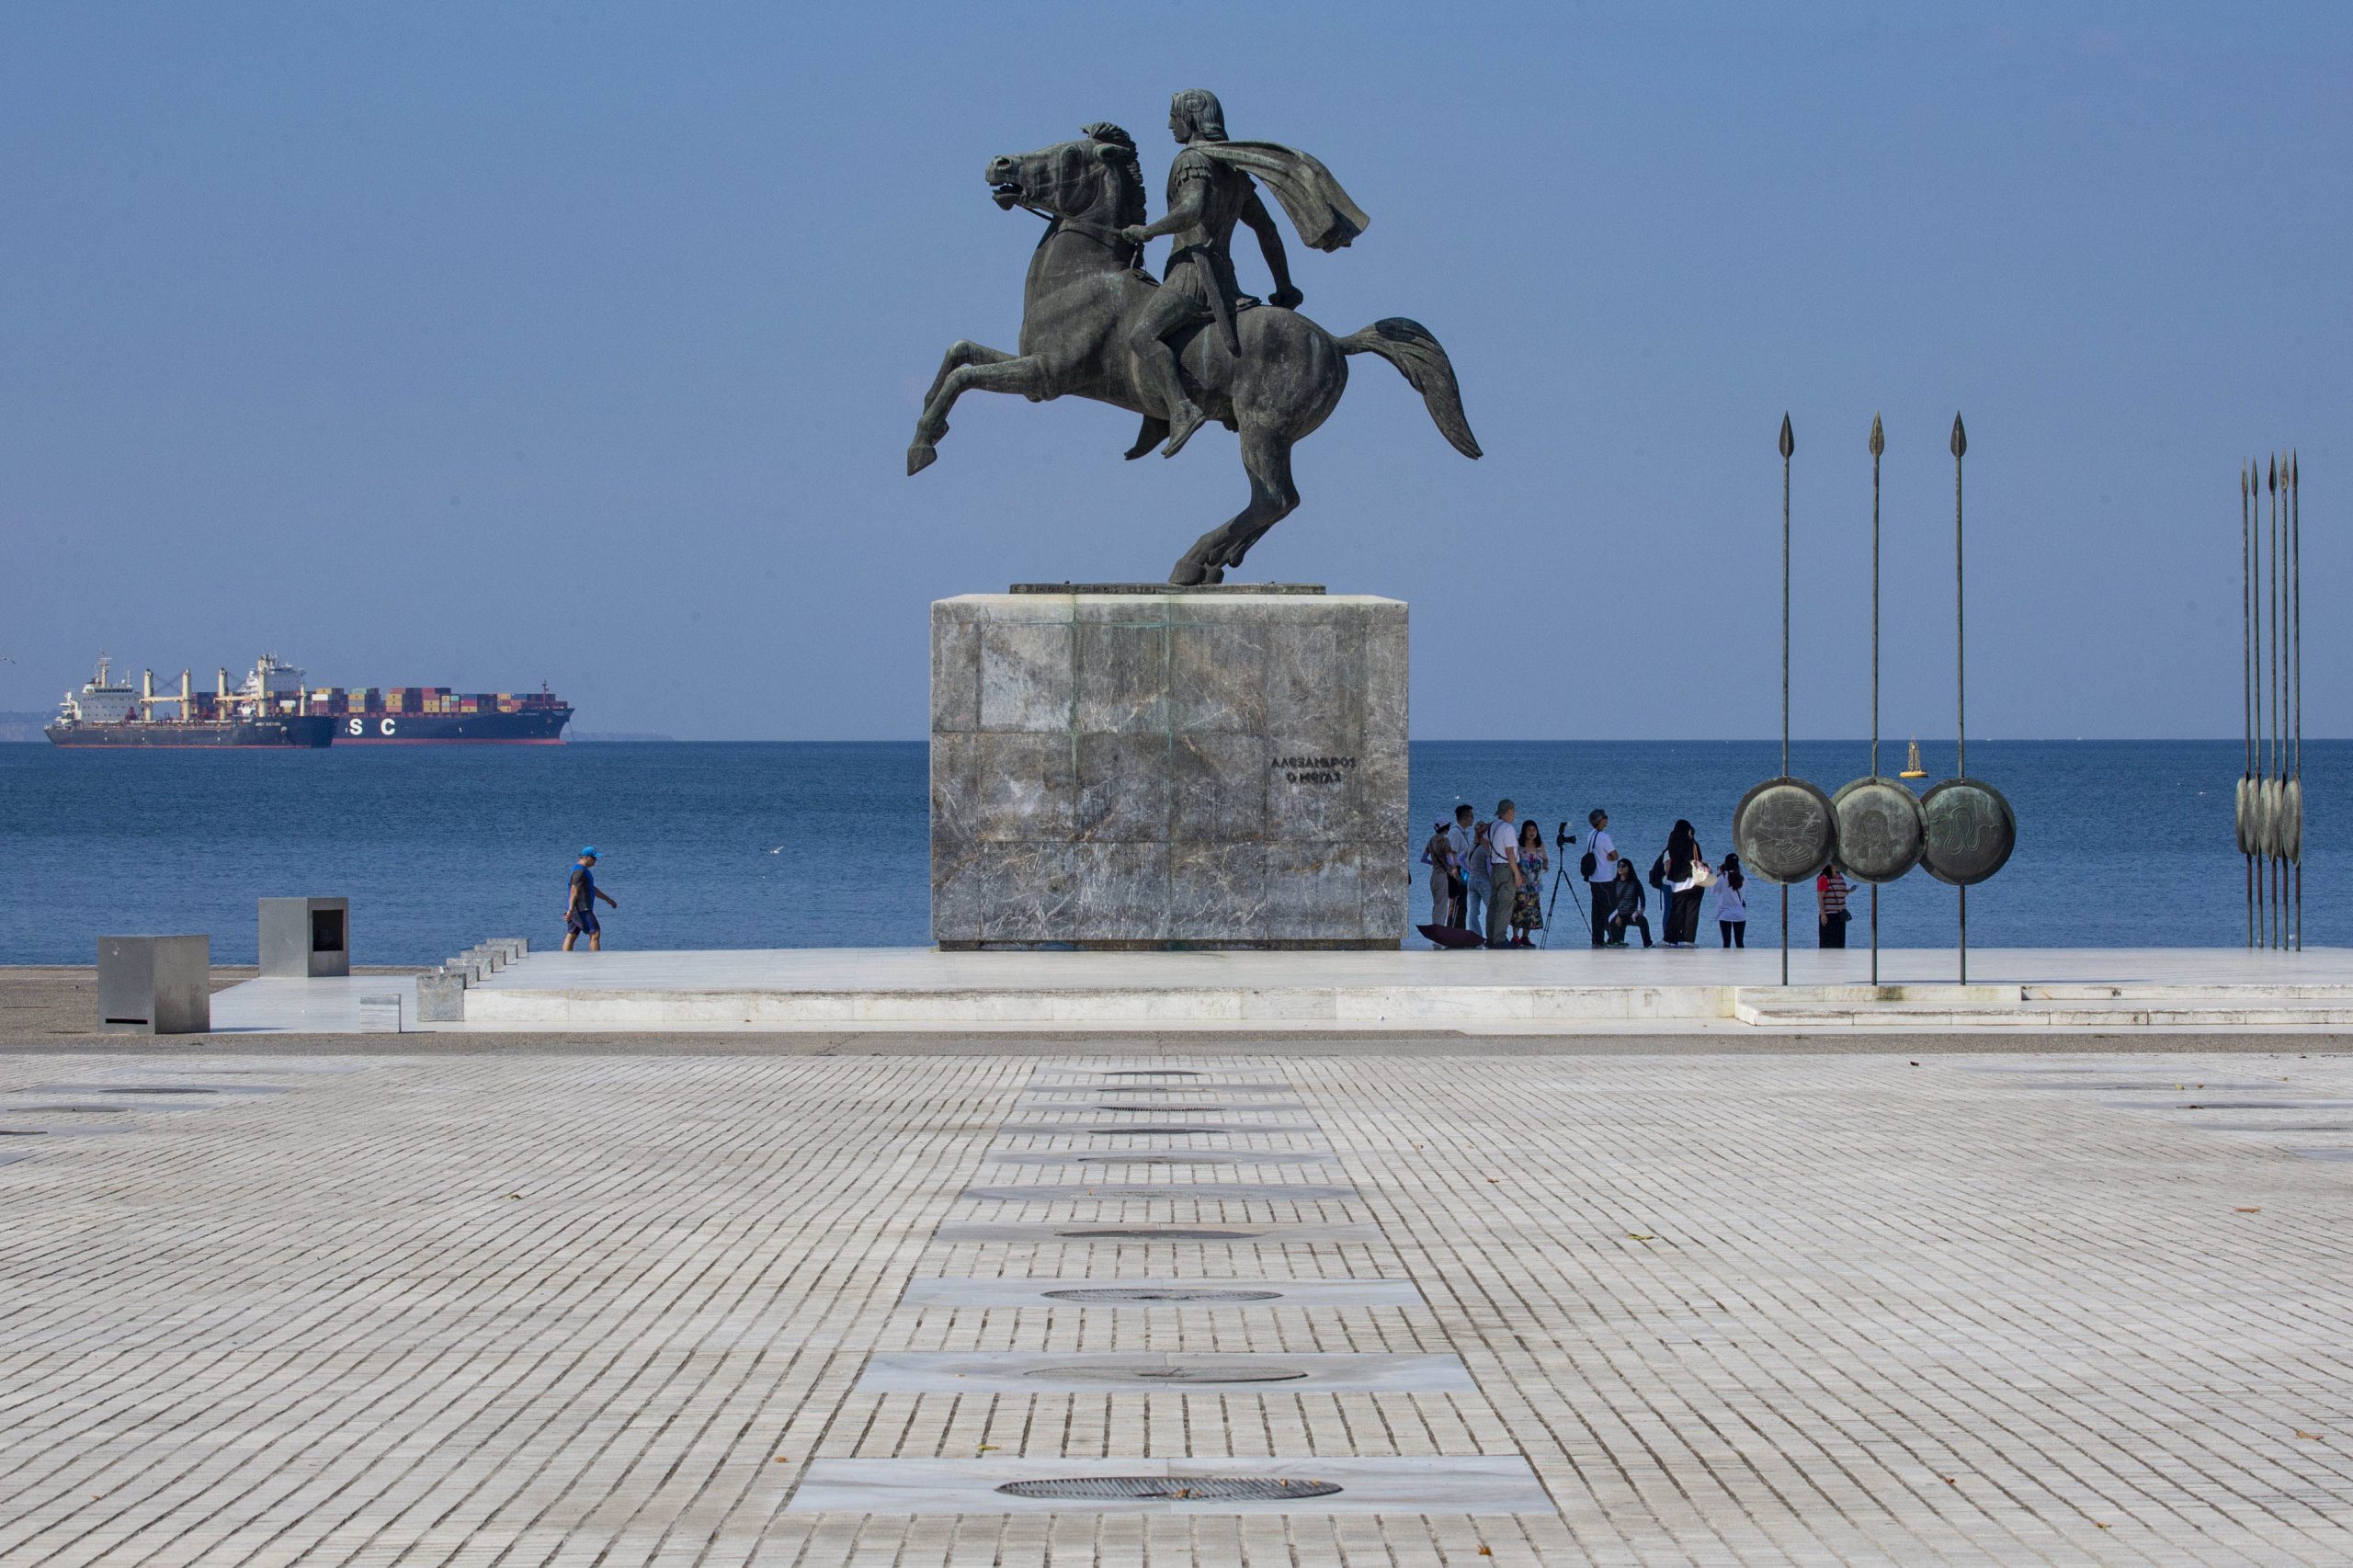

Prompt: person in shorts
xmin=564 ymin=847 xmax=618 ymax=951
xmin=1583 ymin=807 xmax=1619 ymax=947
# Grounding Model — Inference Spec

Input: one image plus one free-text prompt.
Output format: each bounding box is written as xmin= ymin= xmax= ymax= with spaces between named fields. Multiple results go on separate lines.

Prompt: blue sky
xmin=2 ymin=2 xmax=2344 ymax=738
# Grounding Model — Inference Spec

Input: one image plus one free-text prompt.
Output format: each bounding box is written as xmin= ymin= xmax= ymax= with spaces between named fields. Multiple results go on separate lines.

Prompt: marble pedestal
xmin=930 ymin=586 xmax=1406 ymax=949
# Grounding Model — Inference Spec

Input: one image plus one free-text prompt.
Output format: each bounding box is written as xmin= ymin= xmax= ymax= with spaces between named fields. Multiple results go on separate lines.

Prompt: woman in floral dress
xmin=1509 ymin=819 xmax=1548 ymax=945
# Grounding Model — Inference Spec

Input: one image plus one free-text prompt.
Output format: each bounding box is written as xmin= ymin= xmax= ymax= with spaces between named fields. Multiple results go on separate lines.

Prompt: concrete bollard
xmin=97 ymin=935 xmax=211 ymax=1034
xmin=490 ymin=937 xmax=528 ymax=964
xmin=415 ymin=971 xmax=466 ymax=1023
xmin=258 ymin=897 xmax=350 ymax=978
xmin=446 ymin=954 xmax=487 ymax=983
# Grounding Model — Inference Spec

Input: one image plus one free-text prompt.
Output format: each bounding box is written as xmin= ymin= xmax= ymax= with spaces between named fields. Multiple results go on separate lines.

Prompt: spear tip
xmin=1779 ymin=413 xmax=1794 ymax=459
xmin=2269 ymin=453 xmax=2278 ymax=491
xmin=1869 ymin=413 xmax=1884 ymax=456
xmin=2291 ymin=449 xmax=2298 ymax=484
xmin=1949 ymin=413 xmax=1966 ymax=458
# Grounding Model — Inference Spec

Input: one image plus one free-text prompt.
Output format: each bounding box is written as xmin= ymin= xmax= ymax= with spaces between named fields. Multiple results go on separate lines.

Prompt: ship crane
xmin=138 ymin=668 xmax=197 ymax=720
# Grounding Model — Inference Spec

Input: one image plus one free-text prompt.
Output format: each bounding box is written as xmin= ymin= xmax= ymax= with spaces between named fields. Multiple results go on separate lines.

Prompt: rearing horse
xmin=906 ymin=124 xmax=1481 ymax=585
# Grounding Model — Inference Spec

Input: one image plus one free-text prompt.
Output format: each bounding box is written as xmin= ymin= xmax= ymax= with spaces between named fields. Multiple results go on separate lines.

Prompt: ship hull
xmin=331 ymin=709 xmax=571 ymax=744
xmin=46 ymin=716 xmax=338 ymax=748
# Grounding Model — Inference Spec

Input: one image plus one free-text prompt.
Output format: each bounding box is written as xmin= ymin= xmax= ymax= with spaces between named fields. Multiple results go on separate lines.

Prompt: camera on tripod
xmin=1554 ymin=820 xmax=1577 ymax=849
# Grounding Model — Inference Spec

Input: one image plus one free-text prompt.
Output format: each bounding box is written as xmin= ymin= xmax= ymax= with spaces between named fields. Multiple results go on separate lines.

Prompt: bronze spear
xmin=1779 ymin=412 xmax=1795 ymax=986
xmin=2241 ymin=460 xmax=2254 ymax=947
xmin=2258 ymin=449 xmax=2278 ymax=941
xmin=1870 ymin=413 xmax=1884 ymax=985
xmin=1950 ymin=412 xmax=1968 ymax=983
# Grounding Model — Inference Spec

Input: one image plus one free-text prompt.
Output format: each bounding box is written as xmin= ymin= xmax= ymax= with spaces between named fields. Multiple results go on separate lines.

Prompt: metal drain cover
xmin=1042 ymin=1287 xmax=1281 ymax=1303
xmin=1099 ymin=1070 xmax=1203 ymax=1077
xmin=94 ymin=1086 xmax=222 ymax=1095
xmin=995 ymin=1475 xmax=1340 ymax=1501
xmin=1055 ymin=1228 xmax=1262 ymax=1241
xmin=1089 ymin=1126 xmax=1243 ymax=1135
xmin=1030 ymin=1362 xmax=1311 ymax=1385
xmin=9 ymin=1106 xmax=130 ymax=1115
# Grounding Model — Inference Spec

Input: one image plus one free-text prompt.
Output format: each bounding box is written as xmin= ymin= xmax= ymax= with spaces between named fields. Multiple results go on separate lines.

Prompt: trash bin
xmin=259 ymin=897 xmax=350 ymax=978
xmin=97 ymin=935 xmax=210 ymax=1034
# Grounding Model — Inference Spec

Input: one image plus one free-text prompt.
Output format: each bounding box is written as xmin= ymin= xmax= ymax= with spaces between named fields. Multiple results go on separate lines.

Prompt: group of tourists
xmin=1419 ymin=801 xmax=1553 ymax=949
xmin=1421 ymin=805 xmax=1760 ymax=949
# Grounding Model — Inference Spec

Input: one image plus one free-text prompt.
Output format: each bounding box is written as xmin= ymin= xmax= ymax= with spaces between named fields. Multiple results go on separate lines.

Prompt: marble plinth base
xmin=930 ymin=588 xmax=1407 ymax=949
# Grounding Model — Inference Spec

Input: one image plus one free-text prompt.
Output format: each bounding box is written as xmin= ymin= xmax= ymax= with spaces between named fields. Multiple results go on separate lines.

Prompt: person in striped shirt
xmin=1815 ymin=865 xmax=1852 ymax=949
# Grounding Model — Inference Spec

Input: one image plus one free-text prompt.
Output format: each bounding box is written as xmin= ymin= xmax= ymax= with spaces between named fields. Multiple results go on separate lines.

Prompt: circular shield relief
xmin=1918 ymin=777 xmax=2016 ymax=886
xmin=1732 ymin=777 xmax=1837 ymax=883
xmin=1830 ymin=776 xmax=1926 ymax=883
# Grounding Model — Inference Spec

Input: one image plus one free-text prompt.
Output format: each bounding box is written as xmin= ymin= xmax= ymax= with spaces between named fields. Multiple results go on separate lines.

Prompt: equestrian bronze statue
xmin=906 ymin=93 xmax=1480 ymax=585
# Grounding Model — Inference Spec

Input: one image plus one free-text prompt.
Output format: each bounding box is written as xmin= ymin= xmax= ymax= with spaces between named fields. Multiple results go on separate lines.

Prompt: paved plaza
xmin=6 ymin=1040 xmax=2353 ymax=1564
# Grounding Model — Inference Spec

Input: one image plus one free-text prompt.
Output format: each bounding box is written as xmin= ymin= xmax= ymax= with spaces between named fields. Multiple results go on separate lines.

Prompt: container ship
xmin=45 ymin=655 xmax=336 ymax=747
xmin=44 ymin=654 xmax=572 ymax=747
xmin=319 ymin=677 xmax=570 ymax=744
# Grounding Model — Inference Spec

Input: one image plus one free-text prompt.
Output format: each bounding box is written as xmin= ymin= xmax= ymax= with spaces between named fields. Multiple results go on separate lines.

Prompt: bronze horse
xmin=906 ymin=125 xmax=1480 ymax=585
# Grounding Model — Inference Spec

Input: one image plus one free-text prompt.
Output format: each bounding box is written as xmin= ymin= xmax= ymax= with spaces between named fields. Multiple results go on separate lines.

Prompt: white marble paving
xmin=409 ymin=945 xmax=2353 ymax=1033
xmin=208 ymin=973 xmax=422 ymax=1033
xmin=464 ymin=944 xmax=2353 ymax=993
xmin=17 ymin=1048 xmax=2353 ymax=1561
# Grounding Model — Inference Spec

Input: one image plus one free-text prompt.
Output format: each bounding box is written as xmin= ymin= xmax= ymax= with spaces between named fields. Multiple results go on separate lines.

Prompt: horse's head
xmin=984 ymin=124 xmax=1144 ymax=232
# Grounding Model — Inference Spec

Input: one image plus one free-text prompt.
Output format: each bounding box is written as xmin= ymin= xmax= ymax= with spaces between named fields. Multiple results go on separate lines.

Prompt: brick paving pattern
xmin=3 ymin=1049 xmax=2352 ymax=1563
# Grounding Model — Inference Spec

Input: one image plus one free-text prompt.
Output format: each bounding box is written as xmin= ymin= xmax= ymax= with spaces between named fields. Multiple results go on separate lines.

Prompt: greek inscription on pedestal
xmin=1271 ymin=755 xmax=1356 ymax=785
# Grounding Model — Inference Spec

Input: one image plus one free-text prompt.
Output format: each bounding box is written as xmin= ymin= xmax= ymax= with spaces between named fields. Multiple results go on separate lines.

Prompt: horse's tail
xmin=1338 ymin=317 xmax=1482 ymax=459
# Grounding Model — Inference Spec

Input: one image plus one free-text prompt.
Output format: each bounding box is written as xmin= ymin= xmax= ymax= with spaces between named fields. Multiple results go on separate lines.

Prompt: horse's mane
xmin=1082 ymin=123 xmax=1147 ymax=231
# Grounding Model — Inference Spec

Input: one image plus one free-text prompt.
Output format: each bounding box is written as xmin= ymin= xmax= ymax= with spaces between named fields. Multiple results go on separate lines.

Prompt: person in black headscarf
xmin=1652 ymin=818 xmax=1710 ymax=947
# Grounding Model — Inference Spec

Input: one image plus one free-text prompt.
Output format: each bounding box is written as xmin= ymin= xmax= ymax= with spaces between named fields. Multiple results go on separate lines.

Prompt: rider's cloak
xmin=1195 ymin=142 xmax=1370 ymax=252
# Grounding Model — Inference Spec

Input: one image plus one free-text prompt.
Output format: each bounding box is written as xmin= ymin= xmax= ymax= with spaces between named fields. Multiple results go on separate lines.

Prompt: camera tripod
xmin=1539 ymin=820 xmax=1588 ymax=949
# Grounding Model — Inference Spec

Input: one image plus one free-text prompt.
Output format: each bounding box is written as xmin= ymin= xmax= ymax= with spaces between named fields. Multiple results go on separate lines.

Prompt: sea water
xmin=1 ymin=740 xmax=2336 ymax=964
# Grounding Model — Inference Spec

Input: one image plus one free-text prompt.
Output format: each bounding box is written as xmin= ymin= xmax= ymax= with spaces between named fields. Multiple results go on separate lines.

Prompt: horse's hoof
xmin=1167 ymin=559 xmax=1211 ymax=586
xmin=906 ymin=444 xmax=937 ymax=477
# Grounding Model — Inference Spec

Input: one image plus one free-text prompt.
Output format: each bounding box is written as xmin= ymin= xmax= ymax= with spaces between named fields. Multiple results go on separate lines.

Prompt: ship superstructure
xmin=46 ymin=654 xmax=335 ymax=747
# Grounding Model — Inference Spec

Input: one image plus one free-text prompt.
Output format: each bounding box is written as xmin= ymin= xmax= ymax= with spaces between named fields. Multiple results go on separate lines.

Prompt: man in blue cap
xmin=563 ymin=847 xmax=618 ymax=951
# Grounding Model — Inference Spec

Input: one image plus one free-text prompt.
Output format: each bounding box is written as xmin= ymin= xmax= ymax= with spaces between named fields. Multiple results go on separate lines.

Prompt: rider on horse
xmin=1118 ymin=90 xmax=1360 ymax=459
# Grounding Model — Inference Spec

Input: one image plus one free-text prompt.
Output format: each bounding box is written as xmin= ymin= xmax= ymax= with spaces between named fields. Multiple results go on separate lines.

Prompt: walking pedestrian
xmin=563 ymin=846 xmax=618 ymax=952
xmin=1604 ymin=858 xmax=1653 ymax=948
xmin=1510 ymin=819 xmax=1548 ymax=946
xmin=1582 ymin=808 xmax=1618 ymax=948
xmin=1715 ymin=853 xmax=1748 ymax=948
xmin=1484 ymin=800 xmax=1522 ymax=949
xmin=1816 ymin=864 xmax=1852 ymax=949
